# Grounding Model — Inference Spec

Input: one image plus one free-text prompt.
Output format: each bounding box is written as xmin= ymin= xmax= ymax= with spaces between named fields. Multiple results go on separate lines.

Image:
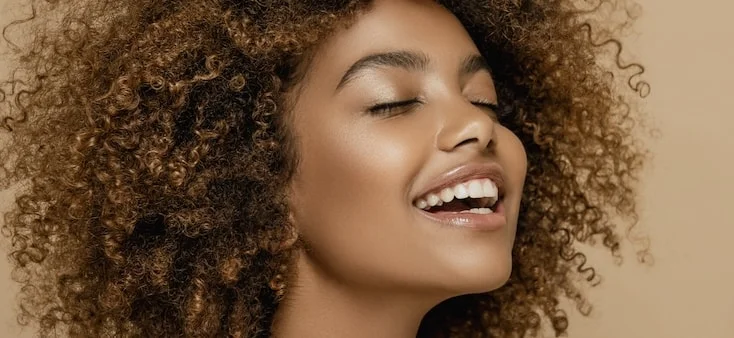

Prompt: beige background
xmin=0 ymin=0 xmax=732 ymax=337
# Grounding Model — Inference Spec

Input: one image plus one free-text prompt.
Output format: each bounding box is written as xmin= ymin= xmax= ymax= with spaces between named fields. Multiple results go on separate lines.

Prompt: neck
xmin=271 ymin=250 xmax=442 ymax=338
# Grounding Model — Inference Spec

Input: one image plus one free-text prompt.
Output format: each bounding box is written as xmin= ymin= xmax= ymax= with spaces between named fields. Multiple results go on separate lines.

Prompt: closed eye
xmin=366 ymin=98 xmax=511 ymax=120
xmin=471 ymin=100 xmax=512 ymax=121
xmin=471 ymin=101 xmax=499 ymax=112
xmin=367 ymin=99 xmax=422 ymax=116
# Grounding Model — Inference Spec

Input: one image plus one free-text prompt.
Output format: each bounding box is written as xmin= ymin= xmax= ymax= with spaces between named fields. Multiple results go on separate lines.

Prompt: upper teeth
xmin=414 ymin=178 xmax=499 ymax=210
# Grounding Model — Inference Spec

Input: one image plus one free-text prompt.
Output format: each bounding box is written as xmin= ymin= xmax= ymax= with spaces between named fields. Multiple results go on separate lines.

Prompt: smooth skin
xmin=273 ymin=1 xmax=528 ymax=337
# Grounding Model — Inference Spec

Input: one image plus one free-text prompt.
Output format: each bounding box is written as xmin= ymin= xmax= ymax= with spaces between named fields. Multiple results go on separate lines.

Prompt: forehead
xmin=306 ymin=0 xmax=481 ymax=77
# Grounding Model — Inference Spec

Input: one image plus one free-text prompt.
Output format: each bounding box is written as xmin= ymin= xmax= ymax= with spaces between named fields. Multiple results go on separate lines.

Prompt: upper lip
xmin=413 ymin=161 xmax=506 ymax=202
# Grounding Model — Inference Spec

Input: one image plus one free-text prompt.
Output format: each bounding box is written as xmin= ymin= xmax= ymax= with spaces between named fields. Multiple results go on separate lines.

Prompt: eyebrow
xmin=459 ymin=54 xmax=491 ymax=78
xmin=334 ymin=50 xmax=491 ymax=92
xmin=335 ymin=51 xmax=429 ymax=91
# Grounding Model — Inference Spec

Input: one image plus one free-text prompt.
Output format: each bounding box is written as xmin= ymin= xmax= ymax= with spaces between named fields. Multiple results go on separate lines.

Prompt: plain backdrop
xmin=0 ymin=0 xmax=732 ymax=337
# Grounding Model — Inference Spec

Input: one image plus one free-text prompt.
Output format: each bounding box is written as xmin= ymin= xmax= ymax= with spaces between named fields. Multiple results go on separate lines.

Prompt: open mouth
xmin=413 ymin=178 xmax=501 ymax=215
xmin=423 ymin=196 xmax=499 ymax=214
xmin=415 ymin=194 xmax=506 ymax=231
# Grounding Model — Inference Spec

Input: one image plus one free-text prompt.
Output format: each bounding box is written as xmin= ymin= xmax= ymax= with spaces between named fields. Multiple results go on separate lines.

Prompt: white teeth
xmin=453 ymin=184 xmax=469 ymax=199
xmin=468 ymin=180 xmax=484 ymax=198
xmin=459 ymin=208 xmax=494 ymax=214
xmin=416 ymin=199 xmax=428 ymax=209
xmin=413 ymin=178 xmax=500 ymax=210
xmin=482 ymin=180 xmax=493 ymax=196
xmin=439 ymin=188 xmax=454 ymax=202
xmin=426 ymin=194 xmax=441 ymax=207
xmin=482 ymin=180 xmax=499 ymax=206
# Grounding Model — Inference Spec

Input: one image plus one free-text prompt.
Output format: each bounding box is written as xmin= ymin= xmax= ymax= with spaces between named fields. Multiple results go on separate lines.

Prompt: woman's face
xmin=287 ymin=0 xmax=527 ymax=297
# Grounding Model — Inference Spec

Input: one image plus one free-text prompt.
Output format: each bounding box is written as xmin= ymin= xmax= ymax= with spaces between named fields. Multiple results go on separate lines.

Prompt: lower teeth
xmin=459 ymin=208 xmax=493 ymax=214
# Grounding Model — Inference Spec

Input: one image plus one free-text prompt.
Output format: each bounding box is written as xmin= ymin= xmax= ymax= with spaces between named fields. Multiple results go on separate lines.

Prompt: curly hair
xmin=0 ymin=0 xmax=650 ymax=336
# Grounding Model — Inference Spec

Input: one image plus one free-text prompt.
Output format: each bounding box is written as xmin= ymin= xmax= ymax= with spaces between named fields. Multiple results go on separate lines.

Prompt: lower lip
xmin=415 ymin=199 xmax=507 ymax=231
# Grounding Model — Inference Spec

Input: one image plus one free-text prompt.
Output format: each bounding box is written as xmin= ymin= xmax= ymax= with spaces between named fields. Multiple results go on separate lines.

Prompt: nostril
xmin=455 ymin=137 xmax=479 ymax=148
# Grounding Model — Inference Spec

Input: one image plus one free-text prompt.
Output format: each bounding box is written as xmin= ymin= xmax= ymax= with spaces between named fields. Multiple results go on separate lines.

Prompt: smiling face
xmin=286 ymin=0 xmax=527 ymax=297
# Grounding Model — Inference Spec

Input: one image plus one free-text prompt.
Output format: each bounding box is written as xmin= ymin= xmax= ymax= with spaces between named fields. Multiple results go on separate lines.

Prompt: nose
xmin=435 ymin=99 xmax=497 ymax=153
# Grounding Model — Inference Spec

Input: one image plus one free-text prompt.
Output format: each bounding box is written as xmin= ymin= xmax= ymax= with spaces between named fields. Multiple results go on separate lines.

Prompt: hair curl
xmin=0 ymin=0 xmax=650 ymax=336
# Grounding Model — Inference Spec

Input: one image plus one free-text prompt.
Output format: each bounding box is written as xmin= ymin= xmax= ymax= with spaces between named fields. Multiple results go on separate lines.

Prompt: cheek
xmin=296 ymin=123 xmax=420 ymax=208
xmin=289 ymin=118 xmax=428 ymax=282
xmin=501 ymin=128 xmax=527 ymax=182
xmin=496 ymin=126 xmax=528 ymax=222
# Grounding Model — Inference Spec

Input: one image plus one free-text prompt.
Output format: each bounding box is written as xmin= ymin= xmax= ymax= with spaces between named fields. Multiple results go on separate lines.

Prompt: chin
xmin=463 ymin=258 xmax=513 ymax=295
xmin=432 ymin=246 xmax=514 ymax=296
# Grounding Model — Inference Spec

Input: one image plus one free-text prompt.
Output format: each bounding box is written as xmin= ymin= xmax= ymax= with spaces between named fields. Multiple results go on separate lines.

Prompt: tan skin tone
xmin=274 ymin=1 xmax=528 ymax=337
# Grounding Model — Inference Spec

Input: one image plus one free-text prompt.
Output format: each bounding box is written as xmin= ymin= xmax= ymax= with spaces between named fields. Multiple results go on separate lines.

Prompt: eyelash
xmin=367 ymin=99 xmax=422 ymax=115
xmin=367 ymin=98 xmax=511 ymax=120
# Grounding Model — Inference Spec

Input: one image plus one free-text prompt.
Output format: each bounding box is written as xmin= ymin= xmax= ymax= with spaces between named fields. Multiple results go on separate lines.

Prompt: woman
xmin=0 ymin=0 xmax=649 ymax=337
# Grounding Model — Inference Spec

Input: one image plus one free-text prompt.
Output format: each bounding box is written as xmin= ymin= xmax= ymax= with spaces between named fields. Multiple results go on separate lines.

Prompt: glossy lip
xmin=412 ymin=161 xmax=506 ymax=204
xmin=416 ymin=198 xmax=507 ymax=231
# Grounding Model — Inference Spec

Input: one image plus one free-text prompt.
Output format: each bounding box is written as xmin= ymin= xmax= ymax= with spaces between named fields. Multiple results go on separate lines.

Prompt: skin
xmin=273 ymin=0 xmax=528 ymax=337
